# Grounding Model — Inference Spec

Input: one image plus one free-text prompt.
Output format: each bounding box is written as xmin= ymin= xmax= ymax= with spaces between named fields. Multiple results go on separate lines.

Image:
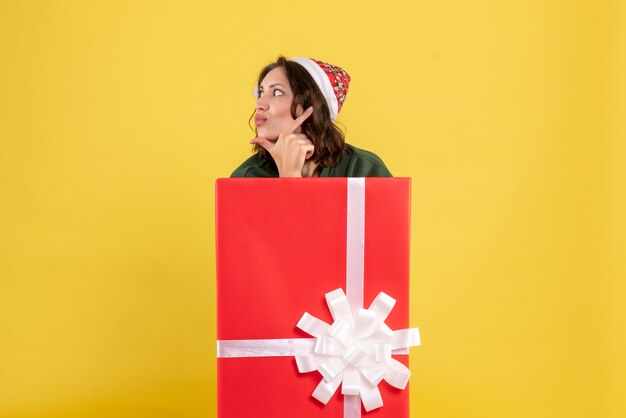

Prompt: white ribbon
xmin=217 ymin=338 xmax=316 ymax=357
xmin=216 ymin=178 xmax=421 ymax=416
xmin=346 ymin=177 xmax=366 ymax=313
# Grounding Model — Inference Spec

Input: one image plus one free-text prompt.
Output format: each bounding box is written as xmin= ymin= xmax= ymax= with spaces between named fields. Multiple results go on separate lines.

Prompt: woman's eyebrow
xmin=260 ymin=83 xmax=286 ymax=89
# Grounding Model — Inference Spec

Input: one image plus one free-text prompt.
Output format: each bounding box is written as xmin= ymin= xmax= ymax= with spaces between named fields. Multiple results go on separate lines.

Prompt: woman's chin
xmin=256 ymin=128 xmax=278 ymax=141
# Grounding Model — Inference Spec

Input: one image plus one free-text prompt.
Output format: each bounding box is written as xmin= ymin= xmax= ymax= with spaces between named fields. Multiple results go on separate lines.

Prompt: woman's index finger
xmin=288 ymin=106 xmax=314 ymax=133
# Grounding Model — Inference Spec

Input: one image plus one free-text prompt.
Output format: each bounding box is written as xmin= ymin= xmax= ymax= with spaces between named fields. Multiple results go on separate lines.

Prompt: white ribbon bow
xmin=295 ymin=288 xmax=421 ymax=412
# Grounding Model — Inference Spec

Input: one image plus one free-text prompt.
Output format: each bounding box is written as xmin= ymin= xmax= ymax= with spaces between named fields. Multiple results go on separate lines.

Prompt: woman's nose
xmin=255 ymin=96 xmax=268 ymax=111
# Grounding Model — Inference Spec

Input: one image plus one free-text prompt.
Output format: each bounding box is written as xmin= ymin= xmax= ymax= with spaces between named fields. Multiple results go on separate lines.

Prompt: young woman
xmin=231 ymin=56 xmax=392 ymax=178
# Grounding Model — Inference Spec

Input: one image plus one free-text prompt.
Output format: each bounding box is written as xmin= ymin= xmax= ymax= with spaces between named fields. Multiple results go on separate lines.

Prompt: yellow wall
xmin=1 ymin=1 xmax=624 ymax=417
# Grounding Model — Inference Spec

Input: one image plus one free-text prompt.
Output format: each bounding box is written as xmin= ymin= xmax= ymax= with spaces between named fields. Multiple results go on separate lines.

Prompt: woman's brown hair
xmin=250 ymin=56 xmax=345 ymax=167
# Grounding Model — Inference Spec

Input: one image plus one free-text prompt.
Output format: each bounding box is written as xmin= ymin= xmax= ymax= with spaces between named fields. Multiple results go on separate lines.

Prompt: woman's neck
xmin=301 ymin=160 xmax=320 ymax=177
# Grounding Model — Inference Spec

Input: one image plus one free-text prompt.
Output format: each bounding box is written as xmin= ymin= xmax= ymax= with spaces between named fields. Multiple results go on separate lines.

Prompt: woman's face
xmin=254 ymin=67 xmax=303 ymax=140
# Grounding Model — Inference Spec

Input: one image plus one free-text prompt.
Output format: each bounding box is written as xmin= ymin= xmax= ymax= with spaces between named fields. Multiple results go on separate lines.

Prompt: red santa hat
xmin=289 ymin=57 xmax=350 ymax=121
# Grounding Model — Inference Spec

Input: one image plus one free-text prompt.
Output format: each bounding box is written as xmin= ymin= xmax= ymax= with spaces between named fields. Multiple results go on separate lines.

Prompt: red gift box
xmin=216 ymin=178 xmax=418 ymax=418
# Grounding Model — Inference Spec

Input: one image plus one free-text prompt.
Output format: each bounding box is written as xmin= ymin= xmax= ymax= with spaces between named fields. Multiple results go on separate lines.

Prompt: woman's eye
xmin=273 ymin=89 xmax=284 ymax=97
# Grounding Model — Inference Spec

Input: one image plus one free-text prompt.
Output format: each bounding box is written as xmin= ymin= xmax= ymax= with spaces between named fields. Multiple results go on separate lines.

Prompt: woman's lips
xmin=254 ymin=116 xmax=267 ymax=126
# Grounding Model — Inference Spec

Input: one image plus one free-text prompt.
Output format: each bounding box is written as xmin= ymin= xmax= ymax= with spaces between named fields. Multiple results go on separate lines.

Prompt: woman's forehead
xmin=260 ymin=67 xmax=290 ymax=88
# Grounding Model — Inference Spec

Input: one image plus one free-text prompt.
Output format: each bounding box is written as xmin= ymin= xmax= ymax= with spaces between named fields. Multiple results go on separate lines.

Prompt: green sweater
xmin=230 ymin=144 xmax=392 ymax=178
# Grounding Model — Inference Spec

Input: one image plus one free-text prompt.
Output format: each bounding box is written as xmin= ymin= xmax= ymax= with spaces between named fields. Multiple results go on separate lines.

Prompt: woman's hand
xmin=250 ymin=107 xmax=315 ymax=178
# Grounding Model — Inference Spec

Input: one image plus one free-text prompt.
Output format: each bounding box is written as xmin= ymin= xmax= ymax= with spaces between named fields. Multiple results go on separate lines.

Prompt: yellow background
xmin=1 ymin=1 xmax=624 ymax=417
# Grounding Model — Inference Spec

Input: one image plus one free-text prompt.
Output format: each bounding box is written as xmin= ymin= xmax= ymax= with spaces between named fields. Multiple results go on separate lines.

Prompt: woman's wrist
xmin=278 ymin=166 xmax=302 ymax=177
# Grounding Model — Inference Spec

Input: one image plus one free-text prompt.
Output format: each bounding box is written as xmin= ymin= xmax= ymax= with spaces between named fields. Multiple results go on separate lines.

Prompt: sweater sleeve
xmin=345 ymin=146 xmax=393 ymax=177
xmin=230 ymin=154 xmax=278 ymax=178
